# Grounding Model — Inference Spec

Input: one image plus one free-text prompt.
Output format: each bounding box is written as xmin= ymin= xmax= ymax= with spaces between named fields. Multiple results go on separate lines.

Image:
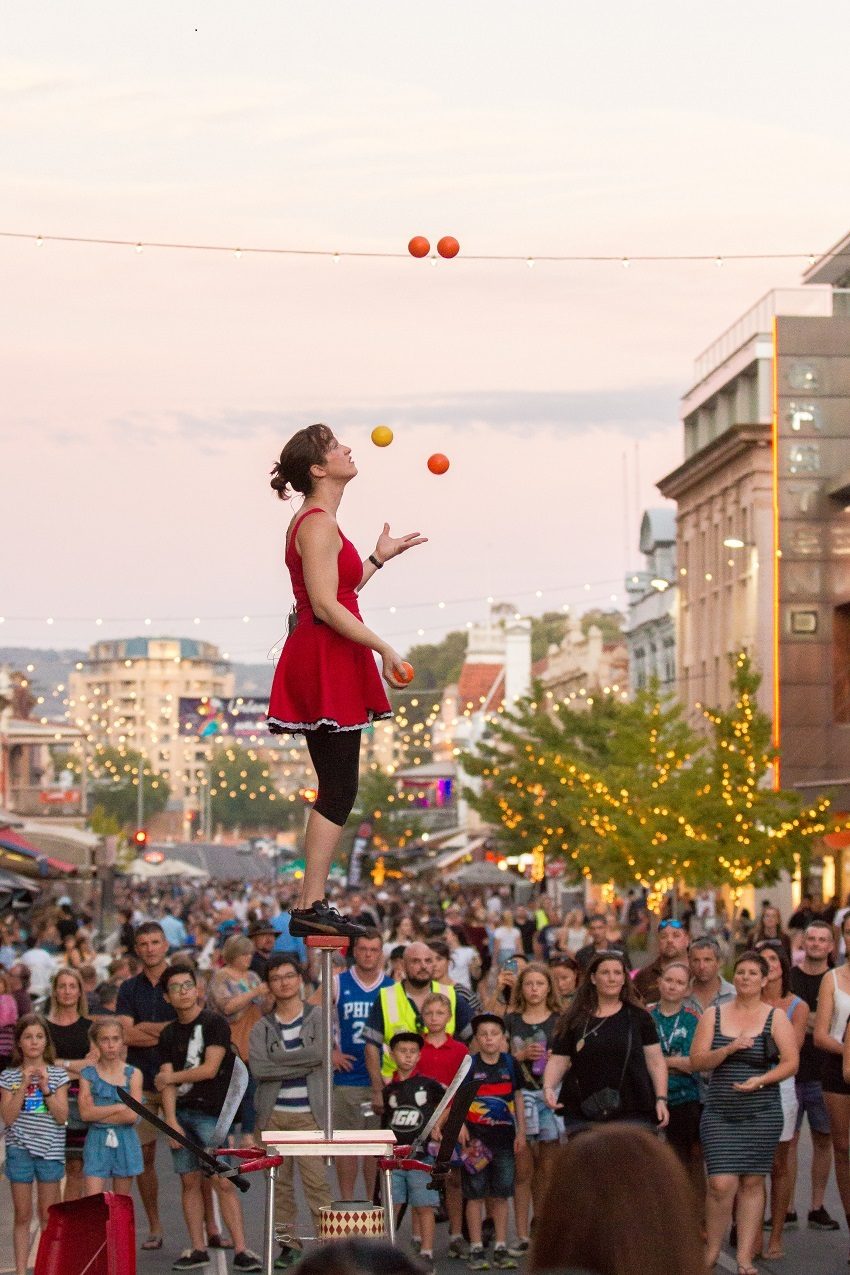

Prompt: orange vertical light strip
xmin=771 ymin=317 xmax=781 ymax=789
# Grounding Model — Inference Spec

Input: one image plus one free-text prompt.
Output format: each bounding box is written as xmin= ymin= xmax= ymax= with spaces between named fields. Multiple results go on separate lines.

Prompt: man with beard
xmin=364 ymin=942 xmax=472 ymax=1107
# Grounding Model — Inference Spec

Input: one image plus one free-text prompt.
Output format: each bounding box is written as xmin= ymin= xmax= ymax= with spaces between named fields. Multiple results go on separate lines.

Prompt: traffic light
xmin=132 ymin=829 xmax=148 ymax=850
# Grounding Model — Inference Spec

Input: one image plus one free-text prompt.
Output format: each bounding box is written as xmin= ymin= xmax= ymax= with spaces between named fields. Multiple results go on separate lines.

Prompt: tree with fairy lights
xmin=694 ymin=652 xmax=835 ymax=889
xmin=80 ymin=745 xmax=170 ymax=827
xmin=209 ymin=744 xmax=295 ymax=831
xmin=462 ymin=683 xmax=707 ymax=888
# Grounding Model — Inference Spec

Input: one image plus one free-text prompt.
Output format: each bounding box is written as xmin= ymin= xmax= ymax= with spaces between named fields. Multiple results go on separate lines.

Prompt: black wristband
xmin=368 ymin=554 xmax=384 ymax=569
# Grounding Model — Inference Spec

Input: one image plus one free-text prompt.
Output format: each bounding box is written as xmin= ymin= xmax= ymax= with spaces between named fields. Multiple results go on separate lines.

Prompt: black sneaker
xmin=172 ymin=1253 xmax=210 ymax=1271
xmin=764 ymin=1211 xmax=798 ymax=1230
xmin=289 ymin=898 xmax=368 ymax=941
xmin=481 ymin=1217 xmax=496 ymax=1249
xmin=233 ymin=1252 xmax=263 ymax=1272
xmin=809 ymin=1206 xmax=840 ymax=1231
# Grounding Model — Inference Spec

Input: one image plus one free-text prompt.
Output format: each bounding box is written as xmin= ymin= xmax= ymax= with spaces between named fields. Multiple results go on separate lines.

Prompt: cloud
xmin=106 ymin=385 xmax=679 ymax=448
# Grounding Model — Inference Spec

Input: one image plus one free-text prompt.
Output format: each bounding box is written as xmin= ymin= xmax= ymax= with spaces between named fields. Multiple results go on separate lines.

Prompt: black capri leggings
xmin=305 ymin=727 xmax=362 ymax=827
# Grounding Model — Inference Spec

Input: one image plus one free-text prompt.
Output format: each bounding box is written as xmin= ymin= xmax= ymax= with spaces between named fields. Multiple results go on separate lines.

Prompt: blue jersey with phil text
xmin=337 ymin=969 xmax=395 ymax=1087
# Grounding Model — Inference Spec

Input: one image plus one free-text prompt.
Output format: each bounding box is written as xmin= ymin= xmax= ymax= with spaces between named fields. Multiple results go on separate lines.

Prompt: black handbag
xmin=578 ymin=1016 xmax=633 ymax=1122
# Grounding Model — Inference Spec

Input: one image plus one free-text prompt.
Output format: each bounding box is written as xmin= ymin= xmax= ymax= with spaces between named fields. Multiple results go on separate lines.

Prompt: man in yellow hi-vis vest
xmin=364 ymin=942 xmax=472 ymax=1096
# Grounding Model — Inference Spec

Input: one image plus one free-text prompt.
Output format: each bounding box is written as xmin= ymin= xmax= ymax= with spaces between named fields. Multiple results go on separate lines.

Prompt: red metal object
xmin=35 ymin=1192 xmax=135 ymax=1275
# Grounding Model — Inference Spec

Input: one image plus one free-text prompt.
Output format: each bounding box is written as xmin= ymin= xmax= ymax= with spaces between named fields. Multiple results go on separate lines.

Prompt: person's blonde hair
xmin=222 ymin=934 xmax=254 ymax=964
xmin=508 ymin=961 xmax=562 ymax=1015
xmin=89 ymin=1017 xmax=126 ymax=1047
xmin=48 ymin=967 xmax=88 ymax=1018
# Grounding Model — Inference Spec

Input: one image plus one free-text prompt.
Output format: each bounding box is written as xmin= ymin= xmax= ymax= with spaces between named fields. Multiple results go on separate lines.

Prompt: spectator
xmin=504 ymin=963 xmax=563 ymax=1256
xmin=320 ymin=928 xmax=393 ymax=1202
xmin=295 ymin=1238 xmax=425 ymax=1275
xmin=78 ymin=1018 xmax=143 ymax=1196
xmin=492 ymin=910 xmax=523 ymax=971
xmin=752 ymin=905 xmax=791 ymax=957
xmin=480 ymin=957 xmax=528 ymax=1018
xmin=513 ymin=906 xmax=536 ymax=958
xmin=78 ymin=964 xmax=101 ymax=1015
xmin=45 ymin=967 xmax=94 ymax=1201
xmin=159 ymin=904 xmax=189 ymax=954
xmin=542 ymin=951 xmax=668 ymax=1137
xmin=8 ymin=964 xmax=33 ymax=1018
xmin=559 ymin=909 xmax=588 ymax=957
xmin=788 ymin=919 xmax=839 ymax=1232
xmin=427 ymin=939 xmax=480 ymax=1015
xmin=574 ymin=913 xmax=630 ymax=972
xmin=207 ymin=934 xmax=268 ymax=1141
xmin=381 ymin=1031 xmax=445 ymax=1275
xmin=95 ymin=982 xmax=119 ymax=1015
xmin=413 ymin=992 xmax=469 ymax=1257
xmin=445 ymin=926 xmax=482 ymax=992
xmin=247 ymin=920 xmax=277 ymax=981
xmin=383 ymin=915 xmax=418 ymax=961
xmin=0 ymin=921 xmax=17 ymax=970
xmin=364 ymin=943 xmax=472 ymax=1104
xmin=463 ymin=1013 xmax=526 ymax=1271
xmin=684 ymin=936 xmax=735 ymax=1015
xmin=0 ymin=1014 xmax=70 ymax=1275
xmin=0 ymin=967 xmax=19 ymax=1071
xmin=157 ymin=964 xmax=260 ymax=1271
xmin=633 ymin=918 xmax=689 ymax=1004
xmin=20 ymin=926 xmax=59 ymax=1000
xmin=647 ymin=962 xmax=702 ymax=1202
xmin=547 ymin=954 xmax=579 ymax=1006
xmin=691 ymin=950 xmax=798 ymax=1274
xmin=271 ymin=895 xmax=307 ymax=964
xmin=529 ymin=1126 xmax=704 ymax=1275
xmin=755 ymin=939 xmax=808 ymax=1258
xmin=115 ymin=921 xmax=176 ymax=1252
xmin=250 ymin=953 xmax=331 ymax=1271
xmin=813 ymin=908 xmax=850 ymax=1243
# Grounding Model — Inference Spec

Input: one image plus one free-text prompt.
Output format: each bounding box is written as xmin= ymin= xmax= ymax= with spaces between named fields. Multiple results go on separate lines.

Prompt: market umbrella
xmin=451 ymin=861 xmax=525 ymax=887
xmin=124 ymin=857 xmax=209 ymax=880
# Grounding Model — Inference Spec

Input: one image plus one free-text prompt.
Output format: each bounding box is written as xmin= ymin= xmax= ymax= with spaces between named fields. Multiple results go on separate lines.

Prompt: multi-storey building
xmin=69 ymin=637 xmax=234 ymax=817
xmin=624 ymin=509 xmax=678 ymax=694
xmin=657 ymin=235 xmax=850 ymax=891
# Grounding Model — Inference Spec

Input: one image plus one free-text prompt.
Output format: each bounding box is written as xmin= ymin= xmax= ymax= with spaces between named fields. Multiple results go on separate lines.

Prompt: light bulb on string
xmin=621 ymin=257 xmax=630 ymax=268
xmin=35 ymin=235 xmax=43 ymax=247
xmin=332 ymin=252 xmax=340 ymax=264
xmin=233 ymin=248 xmax=242 ymax=259
xmin=135 ymin=243 xmax=143 ymax=254
xmin=526 ymin=257 xmax=535 ymax=269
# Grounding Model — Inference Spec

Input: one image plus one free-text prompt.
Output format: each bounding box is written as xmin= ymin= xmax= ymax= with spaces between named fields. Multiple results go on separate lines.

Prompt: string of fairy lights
xmin=0 ymin=229 xmax=832 ymax=270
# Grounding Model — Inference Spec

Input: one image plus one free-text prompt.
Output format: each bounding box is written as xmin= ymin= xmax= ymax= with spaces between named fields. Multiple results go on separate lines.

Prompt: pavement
xmin=2 ymin=1126 xmax=849 ymax=1274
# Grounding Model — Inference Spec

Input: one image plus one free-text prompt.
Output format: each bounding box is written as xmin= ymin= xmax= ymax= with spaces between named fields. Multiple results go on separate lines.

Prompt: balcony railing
xmin=692 ymin=286 xmax=836 ymax=385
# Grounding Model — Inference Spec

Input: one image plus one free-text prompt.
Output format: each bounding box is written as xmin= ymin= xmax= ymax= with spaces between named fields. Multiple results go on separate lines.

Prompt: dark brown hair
xmin=530 ymin=1126 xmax=704 ymax=1275
xmin=754 ymin=939 xmax=791 ymax=997
xmin=557 ymin=950 xmax=641 ymax=1037
xmin=12 ymin=1013 xmax=57 ymax=1066
xmin=270 ymin=424 xmax=335 ymax=501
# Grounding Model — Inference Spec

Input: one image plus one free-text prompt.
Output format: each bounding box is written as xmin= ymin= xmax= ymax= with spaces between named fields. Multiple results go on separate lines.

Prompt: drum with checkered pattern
xmin=318 ymin=1202 xmax=386 ymax=1240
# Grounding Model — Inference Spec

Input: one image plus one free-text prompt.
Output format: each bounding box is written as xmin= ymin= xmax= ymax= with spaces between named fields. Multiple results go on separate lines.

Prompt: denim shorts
xmin=522 ymin=1090 xmax=562 ymax=1143
xmin=461 ymin=1146 xmax=515 ymax=1200
xmin=795 ymin=1079 xmax=831 ymax=1136
xmin=5 ymin=1144 xmax=65 ymax=1184
xmin=391 ymin=1154 xmax=439 ymax=1209
xmin=171 ymin=1108 xmax=223 ymax=1176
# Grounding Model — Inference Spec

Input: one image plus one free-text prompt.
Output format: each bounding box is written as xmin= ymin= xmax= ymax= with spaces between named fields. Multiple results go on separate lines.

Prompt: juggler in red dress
xmin=267 ymin=508 xmax=393 ymax=734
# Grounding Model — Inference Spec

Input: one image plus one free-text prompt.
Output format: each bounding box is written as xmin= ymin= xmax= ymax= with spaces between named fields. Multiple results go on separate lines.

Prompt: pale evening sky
xmin=3 ymin=2 xmax=850 ymax=669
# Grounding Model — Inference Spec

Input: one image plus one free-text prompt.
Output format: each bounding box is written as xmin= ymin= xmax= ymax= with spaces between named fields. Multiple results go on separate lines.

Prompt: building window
xmin=834 ymin=604 xmax=850 ymax=724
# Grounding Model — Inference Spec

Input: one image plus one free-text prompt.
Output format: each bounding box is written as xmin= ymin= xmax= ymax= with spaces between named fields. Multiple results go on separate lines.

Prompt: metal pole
xmin=263 ymin=1162 xmax=277 ymax=1275
xmin=136 ymin=760 xmax=144 ymax=829
xmin=381 ymin=1166 xmax=395 ymax=1243
xmin=321 ymin=947 xmax=334 ymax=1149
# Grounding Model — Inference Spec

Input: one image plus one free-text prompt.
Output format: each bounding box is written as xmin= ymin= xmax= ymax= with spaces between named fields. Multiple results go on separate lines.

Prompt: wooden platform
xmin=304 ymin=935 xmax=350 ymax=950
xmin=260 ymin=1128 xmax=396 ymax=1158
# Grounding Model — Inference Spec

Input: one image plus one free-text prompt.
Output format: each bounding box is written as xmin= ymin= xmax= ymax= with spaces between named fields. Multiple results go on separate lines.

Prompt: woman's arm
xmin=734 ymin=1011 xmax=799 ymax=1092
xmin=541 ymin=1052 xmax=569 ymax=1109
xmin=789 ymin=998 xmax=808 ymax=1051
xmin=643 ymin=1043 xmax=670 ymax=1128
xmin=814 ymin=973 xmax=842 ymax=1055
xmin=211 ymin=975 xmax=265 ymax=1018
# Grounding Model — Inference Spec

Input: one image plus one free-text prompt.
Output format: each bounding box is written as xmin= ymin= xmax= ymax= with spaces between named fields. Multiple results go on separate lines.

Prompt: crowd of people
xmin=1 ymin=878 xmax=850 ymax=1274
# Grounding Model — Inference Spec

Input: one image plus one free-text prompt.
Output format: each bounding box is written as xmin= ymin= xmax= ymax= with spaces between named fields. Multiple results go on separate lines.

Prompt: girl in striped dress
xmin=0 ymin=1014 xmax=70 ymax=1275
xmin=691 ymin=950 xmax=798 ymax=1275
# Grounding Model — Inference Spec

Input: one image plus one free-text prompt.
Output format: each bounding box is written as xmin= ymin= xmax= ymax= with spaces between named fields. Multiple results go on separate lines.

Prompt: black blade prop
xmin=117 ymin=1086 xmax=251 ymax=1192
xmin=427 ymin=1077 xmax=481 ymax=1189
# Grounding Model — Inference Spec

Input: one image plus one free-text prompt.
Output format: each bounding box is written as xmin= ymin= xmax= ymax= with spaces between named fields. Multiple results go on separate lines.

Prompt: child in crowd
xmin=415 ymin=992 xmax=469 ymax=1256
xmin=463 ymin=1014 xmax=526 ymax=1272
xmin=381 ymin=1031 xmax=446 ymax=1275
xmin=156 ymin=964 xmax=261 ymax=1272
xmin=0 ymin=1014 xmax=70 ymax=1275
xmin=416 ymin=993 xmax=469 ymax=1087
xmin=78 ymin=1018 xmax=144 ymax=1195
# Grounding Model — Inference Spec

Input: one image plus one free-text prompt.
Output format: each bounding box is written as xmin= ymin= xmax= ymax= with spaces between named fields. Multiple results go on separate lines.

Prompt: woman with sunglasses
xmin=691 ymin=950 xmax=798 ymax=1275
xmin=754 ymin=939 xmax=807 ymax=1260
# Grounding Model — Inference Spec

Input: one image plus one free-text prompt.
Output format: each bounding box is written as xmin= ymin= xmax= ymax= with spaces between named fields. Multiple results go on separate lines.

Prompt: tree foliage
xmin=209 ymin=745 xmax=296 ymax=832
xmin=463 ymin=653 xmax=840 ymax=891
xmin=83 ymin=746 xmax=170 ymax=827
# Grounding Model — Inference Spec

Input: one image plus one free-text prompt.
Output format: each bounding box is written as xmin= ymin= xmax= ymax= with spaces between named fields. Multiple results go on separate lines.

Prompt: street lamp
xmin=723 ymin=537 xmax=747 ymax=550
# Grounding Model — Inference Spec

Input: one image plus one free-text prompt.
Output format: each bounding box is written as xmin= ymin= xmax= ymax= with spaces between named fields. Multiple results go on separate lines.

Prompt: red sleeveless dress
xmin=267 ymin=508 xmax=393 ymax=734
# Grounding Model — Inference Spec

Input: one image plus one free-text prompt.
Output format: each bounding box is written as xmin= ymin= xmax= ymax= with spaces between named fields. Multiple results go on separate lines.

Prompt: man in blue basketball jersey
xmin=324 ymin=927 xmax=393 ymax=1198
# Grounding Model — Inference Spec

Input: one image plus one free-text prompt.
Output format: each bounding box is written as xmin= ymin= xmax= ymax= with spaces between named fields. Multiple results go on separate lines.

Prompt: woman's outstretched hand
xmin=374 ymin=523 xmax=428 ymax=563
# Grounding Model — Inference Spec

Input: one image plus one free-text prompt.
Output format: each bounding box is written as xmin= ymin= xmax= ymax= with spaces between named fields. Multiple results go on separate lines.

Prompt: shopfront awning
xmin=0 ymin=825 xmax=78 ymax=876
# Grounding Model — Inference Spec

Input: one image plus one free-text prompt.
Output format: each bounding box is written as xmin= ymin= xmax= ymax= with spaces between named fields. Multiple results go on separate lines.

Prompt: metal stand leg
xmin=320 ymin=946 xmax=334 ymax=1166
xmin=380 ymin=1166 xmax=395 ymax=1243
xmin=264 ymin=1162 xmax=277 ymax=1275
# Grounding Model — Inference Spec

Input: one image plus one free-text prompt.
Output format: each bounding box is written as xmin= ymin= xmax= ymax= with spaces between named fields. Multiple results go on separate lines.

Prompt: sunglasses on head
xmin=658 ymin=919 xmax=684 ymax=930
xmin=549 ymin=955 xmax=575 ymax=967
